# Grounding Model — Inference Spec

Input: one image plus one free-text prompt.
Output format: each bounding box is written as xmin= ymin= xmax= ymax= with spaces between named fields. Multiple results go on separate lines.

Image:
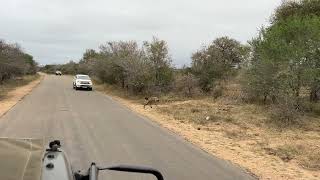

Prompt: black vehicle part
xmin=48 ymin=140 xmax=61 ymax=151
xmin=99 ymin=165 xmax=164 ymax=180
xmin=46 ymin=140 xmax=164 ymax=180
xmin=74 ymin=163 xmax=164 ymax=180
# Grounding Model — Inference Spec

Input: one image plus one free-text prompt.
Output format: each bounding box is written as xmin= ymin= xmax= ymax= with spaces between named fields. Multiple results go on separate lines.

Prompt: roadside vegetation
xmin=0 ymin=40 xmax=39 ymax=99
xmin=42 ymin=0 xmax=320 ymax=179
xmin=0 ymin=74 xmax=40 ymax=100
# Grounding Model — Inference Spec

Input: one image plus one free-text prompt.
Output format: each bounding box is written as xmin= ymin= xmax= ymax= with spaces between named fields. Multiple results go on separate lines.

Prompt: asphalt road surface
xmin=0 ymin=75 xmax=254 ymax=180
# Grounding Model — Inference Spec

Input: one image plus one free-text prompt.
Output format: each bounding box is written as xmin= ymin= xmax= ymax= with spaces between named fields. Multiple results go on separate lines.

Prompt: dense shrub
xmin=191 ymin=37 xmax=250 ymax=92
xmin=0 ymin=40 xmax=37 ymax=83
xmin=174 ymin=73 xmax=199 ymax=97
xmin=49 ymin=38 xmax=174 ymax=95
xmin=269 ymin=96 xmax=302 ymax=126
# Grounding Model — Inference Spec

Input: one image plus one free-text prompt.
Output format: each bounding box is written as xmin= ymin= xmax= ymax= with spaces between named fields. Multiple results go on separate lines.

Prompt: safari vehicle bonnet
xmin=0 ymin=138 xmax=164 ymax=180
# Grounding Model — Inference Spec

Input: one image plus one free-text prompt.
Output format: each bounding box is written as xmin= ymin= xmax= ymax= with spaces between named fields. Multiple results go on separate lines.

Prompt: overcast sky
xmin=0 ymin=0 xmax=281 ymax=66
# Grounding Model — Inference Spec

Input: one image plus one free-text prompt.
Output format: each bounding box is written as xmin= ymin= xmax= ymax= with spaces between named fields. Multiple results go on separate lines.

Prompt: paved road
xmin=0 ymin=75 xmax=254 ymax=180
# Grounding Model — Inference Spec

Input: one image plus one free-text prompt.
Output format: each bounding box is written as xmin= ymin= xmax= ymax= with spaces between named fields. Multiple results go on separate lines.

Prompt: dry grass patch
xmin=96 ymin=83 xmax=320 ymax=179
xmin=264 ymin=143 xmax=320 ymax=171
xmin=158 ymin=101 xmax=218 ymax=124
xmin=300 ymin=150 xmax=320 ymax=171
xmin=264 ymin=144 xmax=301 ymax=162
xmin=224 ymin=128 xmax=251 ymax=140
xmin=0 ymin=74 xmax=42 ymax=117
xmin=150 ymin=97 xmax=320 ymax=179
xmin=157 ymin=99 xmax=238 ymax=125
xmin=0 ymin=74 xmax=40 ymax=100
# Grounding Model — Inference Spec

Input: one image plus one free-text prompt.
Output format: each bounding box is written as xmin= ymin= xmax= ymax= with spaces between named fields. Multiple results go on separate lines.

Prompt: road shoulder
xmin=0 ymin=74 xmax=44 ymax=117
xmin=95 ymin=89 xmax=257 ymax=179
xmin=95 ymin=85 xmax=319 ymax=180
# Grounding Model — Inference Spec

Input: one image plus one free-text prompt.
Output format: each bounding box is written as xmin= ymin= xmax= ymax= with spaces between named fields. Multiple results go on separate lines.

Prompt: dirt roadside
xmin=96 ymin=85 xmax=320 ymax=180
xmin=0 ymin=74 xmax=44 ymax=117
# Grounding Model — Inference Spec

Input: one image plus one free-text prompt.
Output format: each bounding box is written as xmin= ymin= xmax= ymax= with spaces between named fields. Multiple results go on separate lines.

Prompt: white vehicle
xmin=55 ymin=71 xmax=62 ymax=75
xmin=73 ymin=74 xmax=93 ymax=90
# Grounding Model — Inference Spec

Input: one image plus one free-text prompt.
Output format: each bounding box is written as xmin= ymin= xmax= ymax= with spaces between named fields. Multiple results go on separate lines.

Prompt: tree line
xmin=0 ymin=40 xmax=38 ymax=83
xmin=42 ymin=0 xmax=320 ymax=125
xmin=42 ymin=36 xmax=249 ymax=96
xmin=243 ymin=0 xmax=320 ymax=124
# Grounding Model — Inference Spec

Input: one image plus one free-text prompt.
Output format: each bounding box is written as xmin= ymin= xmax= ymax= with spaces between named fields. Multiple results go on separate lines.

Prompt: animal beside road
xmin=144 ymin=97 xmax=160 ymax=109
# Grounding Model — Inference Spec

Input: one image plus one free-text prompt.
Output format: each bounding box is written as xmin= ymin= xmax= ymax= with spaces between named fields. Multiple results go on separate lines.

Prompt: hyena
xmin=144 ymin=97 xmax=160 ymax=109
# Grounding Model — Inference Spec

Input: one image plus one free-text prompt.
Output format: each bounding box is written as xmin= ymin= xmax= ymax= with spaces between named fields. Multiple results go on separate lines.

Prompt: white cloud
xmin=0 ymin=0 xmax=281 ymax=66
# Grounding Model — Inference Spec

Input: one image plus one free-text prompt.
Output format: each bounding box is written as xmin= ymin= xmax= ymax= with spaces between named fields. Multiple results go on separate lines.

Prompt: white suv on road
xmin=73 ymin=74 xmax=93 ymax=91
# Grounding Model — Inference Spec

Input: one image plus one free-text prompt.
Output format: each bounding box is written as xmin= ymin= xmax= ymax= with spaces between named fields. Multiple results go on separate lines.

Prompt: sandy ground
xmin=100 ymin=92 xmax=320 ymax=180
xmin=0 ymin=74 xmax=43 ymax=117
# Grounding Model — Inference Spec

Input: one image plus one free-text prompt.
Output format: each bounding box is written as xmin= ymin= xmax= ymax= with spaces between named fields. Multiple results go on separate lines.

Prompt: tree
xmin=245 ymin=1 xmax=320 ymax=103
xmin=78 ymin=49 xmax=99 ymax=75
xmin=61 ymin=61 xmax=79 ymax=74
xmin=23 ymin=54 xmax=37 ymax=74
xmin=90 ymin=41 xmax=154 ymax=93
xmin=192 ymin=36 xmax=249 ymax=92
xmin=0 ymin=40 xmax=37 ymax=83
xmin=143 ymin=37 xmax=173 ymax=92
xmin=82 ymin=49 xmax=98 ymax=63
xmin=272 ymin=0 xmax=320 ymax=23
xmin=174 ymin=72 xmax=199 ymax=97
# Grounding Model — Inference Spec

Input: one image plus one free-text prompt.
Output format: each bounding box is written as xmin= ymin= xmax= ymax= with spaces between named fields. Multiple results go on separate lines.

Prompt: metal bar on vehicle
xmin=99 ymin=165 xmax=164 ymax=180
